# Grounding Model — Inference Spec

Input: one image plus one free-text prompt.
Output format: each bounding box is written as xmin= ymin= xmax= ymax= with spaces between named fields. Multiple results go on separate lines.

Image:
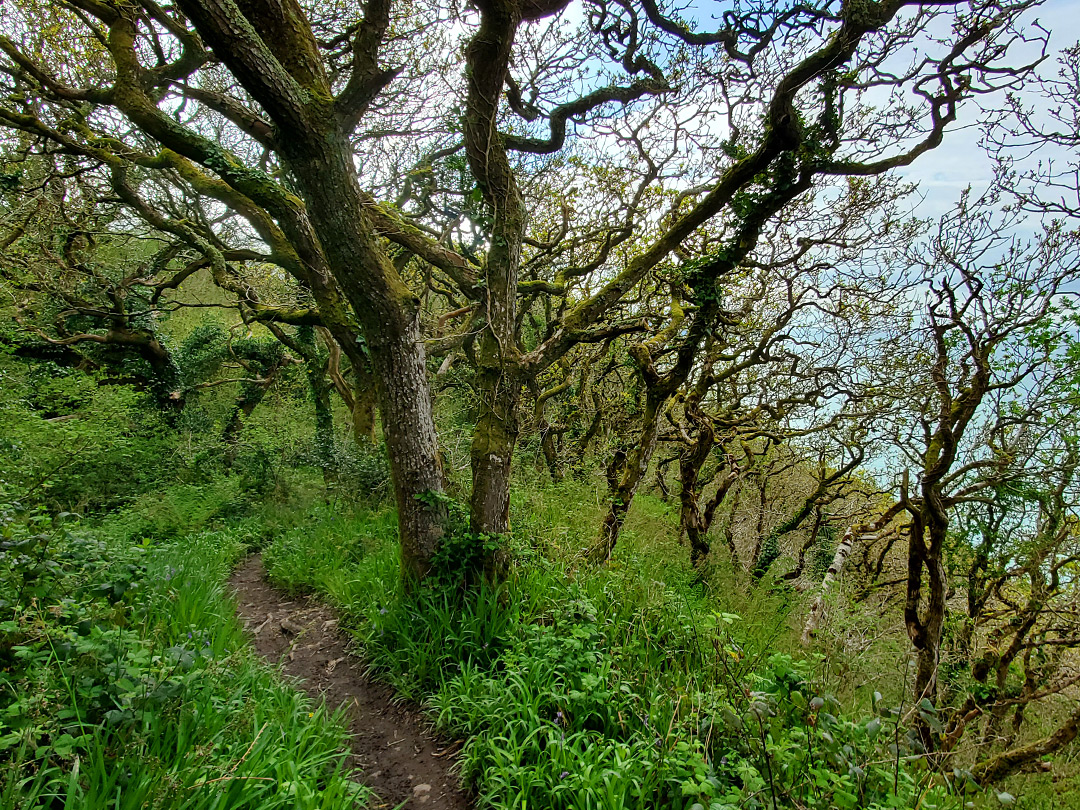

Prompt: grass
xmin=8 ymin=464 xmax=1071 ymax=810
xmin=0 ymin=502 xmax=370 ymax=810
xmin=263 ymin=478 xmax=969 ymax=810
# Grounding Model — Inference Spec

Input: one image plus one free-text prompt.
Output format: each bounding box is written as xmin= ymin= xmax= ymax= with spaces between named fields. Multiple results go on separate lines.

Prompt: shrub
xmin=0 ymin=502 xmax=369 ymax=809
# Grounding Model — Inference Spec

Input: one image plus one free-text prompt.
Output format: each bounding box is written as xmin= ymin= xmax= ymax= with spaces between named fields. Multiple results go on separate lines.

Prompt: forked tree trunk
xmin=803 ymin=506 xmax=904 ymax=645
xmin=900 ymin=471 xmax=952 ymax=753
xmin=678 ymin=419 xmax=716 ymax=568
xmin=592 ymin=389 xmax=663 ymax=562
xmin=912 ymin=509 xmax=949 ymax=728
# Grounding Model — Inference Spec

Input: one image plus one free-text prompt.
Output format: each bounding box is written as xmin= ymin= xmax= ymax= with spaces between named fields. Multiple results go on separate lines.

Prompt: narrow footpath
xmin=229 ymin=555 xmax=471 ymax=810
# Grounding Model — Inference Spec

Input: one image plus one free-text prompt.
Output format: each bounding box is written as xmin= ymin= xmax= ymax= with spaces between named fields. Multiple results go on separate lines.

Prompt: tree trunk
xmin=678 ymin=416 xmax=715 ymax=568
xmin=280 ymin=137 xmax=448 ymax=581
xmin=577 ymin=407 xmax=604 ymax=462
xmin=313 ymin=384 xmax=334 ymax=481
xmin=720 ymin=482 xmax=743 ymax=570
xmin=915 ymin=516 xmax=949 ymax=713
xmin=364 ymin=318 xmax=447 ymax=580
xmin=319 ymin=326 xmax=377 ymax=445
xmin=461 ymin=0 xmax=530 ymax=557
xmin=801 ymin=526 xmax=855 ymax=645
xmin=134 ymin=331 xmax=185 ymax=412
xmin=905 ymin=481 xmax=950 ymax=752
xmin=592 ymin=389 xmax=662 ymax=562
xmin=540 ymin=425 xmax=563 ymax=482
xmin=469 ymin=366 xmax=521 ymax=536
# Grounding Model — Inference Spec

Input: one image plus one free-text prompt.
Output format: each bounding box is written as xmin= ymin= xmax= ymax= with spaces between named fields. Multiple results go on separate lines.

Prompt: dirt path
xmin=229 ymin=555 xmax=471 ymax=810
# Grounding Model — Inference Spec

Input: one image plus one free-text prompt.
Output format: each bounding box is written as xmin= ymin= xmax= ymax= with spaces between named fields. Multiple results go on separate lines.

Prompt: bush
xmin=0 ymin=501 xmax=369 ymax=809
xmin=0 ymin=377 xmax=175 ymax=513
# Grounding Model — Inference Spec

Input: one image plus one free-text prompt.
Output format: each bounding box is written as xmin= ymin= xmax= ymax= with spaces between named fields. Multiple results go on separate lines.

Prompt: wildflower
xmin=560 ymin=771 xmax=569 ymax=779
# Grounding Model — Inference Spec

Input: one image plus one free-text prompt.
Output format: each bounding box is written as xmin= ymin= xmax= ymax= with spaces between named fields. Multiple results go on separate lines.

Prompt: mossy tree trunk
xmin=172 ymin=0 xmax=448 ymax=580
xmin=460 ymin=0 xmax=542 ymax=542
xmin=592 ymin=384 xmax=664 ymax=563
xmin=318 ymin=326 xmax=378 ymax=445
xmin=677 ymin=377 xmax=719 ymax=568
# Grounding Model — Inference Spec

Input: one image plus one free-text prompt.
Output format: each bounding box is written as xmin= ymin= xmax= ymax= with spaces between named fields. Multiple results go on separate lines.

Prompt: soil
xmin=229 ymin=554 xmax=472 ymax=810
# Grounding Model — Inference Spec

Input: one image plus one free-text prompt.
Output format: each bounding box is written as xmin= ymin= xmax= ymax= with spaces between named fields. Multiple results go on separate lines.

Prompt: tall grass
xmin=263 ymin=481 xmax=967 ymax=810
xmin=0 ymin=505 xmax=369 ymax=810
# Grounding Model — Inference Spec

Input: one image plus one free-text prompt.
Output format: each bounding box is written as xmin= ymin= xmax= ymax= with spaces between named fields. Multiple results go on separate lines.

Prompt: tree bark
xmin=677 ymin=393 xmax=717 ymax=567
xmin=907 ymin=486 xmax=950 ymax=748
xmin=320 ymin=326 xmax=377 ymax=445
xmin=592 ymin=387 xmax=663 ymax=562
xmin=801 ymin=526 xmax=855 ymax=646
xmin=462 ymin=0 xmax=529 ymax=542
xmin=971 ymin=702 xmax=1080 ymax=786
xmin=469 ymin=366 xmax=521 ymax=536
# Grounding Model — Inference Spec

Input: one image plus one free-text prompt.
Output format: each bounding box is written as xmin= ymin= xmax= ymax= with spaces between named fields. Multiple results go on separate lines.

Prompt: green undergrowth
xmin=264 ymin=485 xmax=975 ymax=810
xmin=0 ymin=499 xmax=369 ymax=809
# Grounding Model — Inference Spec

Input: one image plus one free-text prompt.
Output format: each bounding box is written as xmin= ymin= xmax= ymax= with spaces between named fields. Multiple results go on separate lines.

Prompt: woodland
xmin=2 ymin=0 xmax=1080 ymax=808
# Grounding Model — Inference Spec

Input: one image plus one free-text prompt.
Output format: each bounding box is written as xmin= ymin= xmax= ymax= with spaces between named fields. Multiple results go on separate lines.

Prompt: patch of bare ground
xmin=229 ymin=554 xmax=472 ymax=810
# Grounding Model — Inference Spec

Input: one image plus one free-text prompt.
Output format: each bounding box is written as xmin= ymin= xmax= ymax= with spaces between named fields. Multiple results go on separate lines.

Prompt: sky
xmin=660 ymin=0 xmax=1080 ymax=220
xmin=897 ymin=0 xmax=1080 ymax=219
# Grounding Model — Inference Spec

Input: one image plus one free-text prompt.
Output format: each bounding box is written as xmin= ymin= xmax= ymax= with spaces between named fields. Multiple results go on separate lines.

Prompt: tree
xmin=866 ymin=190 xmax=1080 ymax=747
xmin=945 ymin=449 xmax=1080 ymax=780
xmin=0 ymin=0 xmax=1048 ymax=581
xmin=0 ymin=0 xmax=450 ymax=577
xmin=0 ymin=159 xmax=190 ymax=408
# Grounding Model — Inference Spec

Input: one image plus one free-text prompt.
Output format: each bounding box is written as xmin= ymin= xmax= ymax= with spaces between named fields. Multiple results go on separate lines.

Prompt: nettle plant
xmin=0 ymin=503 xmax=194 ymax=766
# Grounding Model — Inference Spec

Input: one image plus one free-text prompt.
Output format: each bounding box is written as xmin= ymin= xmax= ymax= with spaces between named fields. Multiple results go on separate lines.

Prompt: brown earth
xmin=229 ymin=554 xmax=472 ymax=810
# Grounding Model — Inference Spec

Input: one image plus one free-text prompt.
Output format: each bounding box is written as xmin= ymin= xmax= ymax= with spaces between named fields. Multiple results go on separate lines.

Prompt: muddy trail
xmin=229 ymin=555 xmax=472 ymax=810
